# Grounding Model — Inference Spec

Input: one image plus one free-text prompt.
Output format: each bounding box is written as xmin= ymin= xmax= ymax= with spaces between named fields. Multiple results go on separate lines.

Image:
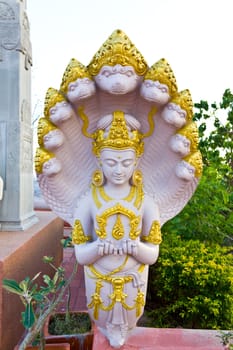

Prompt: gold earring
xmin=92 ymin=169 xmax=104 ymax=187
xmin=132 ymin=169 xmax=143 ymax=187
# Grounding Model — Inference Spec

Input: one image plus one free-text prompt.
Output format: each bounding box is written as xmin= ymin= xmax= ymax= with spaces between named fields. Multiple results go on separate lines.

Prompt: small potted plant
xmin=44 ymin=238 xmax=93 ymax=350
xmin=217 ymin=331 xmax=233 ymax=350
xmin=3 ymin=256 xmax=77 ymax=350
xmin=44 ymin=310 xmax=93 ymax=350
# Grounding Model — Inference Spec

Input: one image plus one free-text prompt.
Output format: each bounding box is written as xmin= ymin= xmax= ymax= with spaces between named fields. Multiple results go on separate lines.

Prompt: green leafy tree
xmin=163 ymin=89 xmax=233 ymax=245
xmin=146 ymin=90 xmax=233 ymax=330
xmin=194 ymin=88 xmax=233 ymax=180
xmin=163 ymin=165 xmax=233 ymax=244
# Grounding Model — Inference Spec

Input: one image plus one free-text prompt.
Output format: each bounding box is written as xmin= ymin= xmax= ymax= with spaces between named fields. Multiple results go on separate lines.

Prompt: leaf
xmin=222 ymin=190 xmax=229 ymax=205
xmin=2 ymin=279 xmax=24 ymax=295
xmin=52 ymin=271 xmax=59 ymax=285
xmin=32 ymin=293 xmax=45 ymax=302
xmin=22 ymin=303 xmax=36 ymax=329
xmin=19 ymin=278 xmax=31 ymax=291
xmin=43 ymin=274 xmax=52 ymax=285
xmin=43 ymin=256 xmax=54 ymax=263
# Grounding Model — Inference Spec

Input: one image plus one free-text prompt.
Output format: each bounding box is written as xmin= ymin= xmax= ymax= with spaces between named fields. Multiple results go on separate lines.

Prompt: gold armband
xmin=72 ymin=219 xmax=91 ymax=245
xmin=141 ymin=220 xmax=162 ymax=245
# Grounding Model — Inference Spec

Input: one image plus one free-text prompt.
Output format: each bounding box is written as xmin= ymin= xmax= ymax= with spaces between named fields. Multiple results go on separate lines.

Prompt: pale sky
xmin=27 ymin=0 xmax=233 ymax=119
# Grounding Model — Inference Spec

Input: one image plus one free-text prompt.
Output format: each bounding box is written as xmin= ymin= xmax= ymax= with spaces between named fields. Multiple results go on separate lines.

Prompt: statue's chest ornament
xmin=96 ymin=203 xmax=141 ymax=240
xmin=92 ymin=185 xmax=143 ymax=240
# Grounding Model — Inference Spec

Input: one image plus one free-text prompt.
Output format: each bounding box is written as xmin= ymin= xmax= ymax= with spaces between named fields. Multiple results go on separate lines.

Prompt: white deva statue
xmin=35 ymin=29 xmax=202 ymax=348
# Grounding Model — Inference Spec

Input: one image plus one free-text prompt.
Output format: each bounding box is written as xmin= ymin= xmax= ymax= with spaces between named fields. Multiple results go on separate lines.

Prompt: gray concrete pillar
xmin=0 ymin=0 xmax=38 ymax=230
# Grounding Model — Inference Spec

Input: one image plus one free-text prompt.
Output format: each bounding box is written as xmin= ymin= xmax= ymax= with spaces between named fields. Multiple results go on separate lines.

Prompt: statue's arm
xmin=74 ymin=239 xmax=101 ymax=265
xmin=72 ymin=193 xmax=103 ymax=265
xmin=133 ymin=195 xmax=161 ymax=265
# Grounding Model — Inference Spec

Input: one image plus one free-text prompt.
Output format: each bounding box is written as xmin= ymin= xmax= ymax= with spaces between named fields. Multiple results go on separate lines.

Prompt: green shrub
xmin=162 ymin=166 xmax=233 ymax=245
xmin=146 ymin=232 xmax=233 ymax=329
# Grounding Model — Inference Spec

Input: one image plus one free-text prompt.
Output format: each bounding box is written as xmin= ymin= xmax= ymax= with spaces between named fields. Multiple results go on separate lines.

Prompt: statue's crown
xmin=37 ymin=117 xmax=57 ymax=147
xmin=35 ymin=147 xmax=54 ymax=174
xmin=184 ymin=150 xmax=203 ymax=178
xmin=92 ymin=111 xmax=144 ymax=157
xmin=144 ymin=58 xmax=178 ymax=95
xmin=88 ymin=29 xmax=148 ymax=76
xmin=170 ymin=89 xmax=193 ymax=122
xmin=44 ymin=88 xmax=65 ymax=119
xmin=178 ymin=122 xmax=199 ymax=153
xmin=60 ymin=58 xmax=92 ymax=94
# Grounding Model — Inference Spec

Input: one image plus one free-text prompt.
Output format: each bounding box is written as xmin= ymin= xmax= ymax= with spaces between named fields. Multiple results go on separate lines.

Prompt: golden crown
xmin=37 ymin=117 xmax=57 ymax=147
xmin=35 ymin=147 xmax=54 ymax=174
xmin=93 ymin=111 xmax=144 ymax=157
xmin=184 ymin=150 xmax=203 ymax=178
xmin=44 ymin=87 xmax=65 ymax=119
xmin=60 ymin=58 xmax=92 ymax=94
xmin=178 ymin=122 xmax=199 ymax=153
xmin=77 ymin=107 xmax=151 ymax=158
xmin=88 ymin=29 xmax=148 ymax=76
xmin=170 ymin=89 xmax=193 ymax=122
xmin=144 ymin=58 xmax=178 ymax=95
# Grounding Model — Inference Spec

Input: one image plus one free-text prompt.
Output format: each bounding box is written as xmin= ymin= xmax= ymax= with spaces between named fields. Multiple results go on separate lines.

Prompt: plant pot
xmin=44 ymin=311 xmax=93 ymax=350
xmin=14 ymin=343 xmax=70 ymax=350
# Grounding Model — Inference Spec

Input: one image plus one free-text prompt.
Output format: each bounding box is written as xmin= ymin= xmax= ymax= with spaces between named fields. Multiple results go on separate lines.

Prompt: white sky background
xmin=27 ymin=0 xmax=233 ymax=120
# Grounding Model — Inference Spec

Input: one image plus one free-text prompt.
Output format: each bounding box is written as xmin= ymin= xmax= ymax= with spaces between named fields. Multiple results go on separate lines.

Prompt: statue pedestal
xmin=0 ymin=211 xmax=64 ymax=350
xmin=92 ymin=325 xmax=223 ymax=349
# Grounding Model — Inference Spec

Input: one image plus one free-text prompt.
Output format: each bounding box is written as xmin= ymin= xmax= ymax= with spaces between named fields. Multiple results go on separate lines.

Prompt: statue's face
xmin=67 ymin=78 xmax=96 ymax=103
xmin=42 ymin=158 xmax=61 ymax=176
xmin=140 ymin=80 xmax=170 ymax=105
xmin=161 ymin=103 xmax=187 ymax=128
xmin=100 ymin=149 xmax=137 ymax=185
xmin=95 ymin=65 xmax=142 ymax=94
xmin=49 ymin=101 xmax=74 ymax=125
xmin=43 ymin=129 xmax=64 ymax=151
xmin=175 ymin=160 xmax=195 ymax=181
xmin=169 ymin=134 xmax=190 ymax=157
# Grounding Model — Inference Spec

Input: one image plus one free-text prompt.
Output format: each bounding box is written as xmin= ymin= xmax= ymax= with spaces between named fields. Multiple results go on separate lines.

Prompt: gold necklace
xmin=99 ymin=185 xmax=136 ymax=202
xmin=92 ymin=184 xmax=144 ymax=209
